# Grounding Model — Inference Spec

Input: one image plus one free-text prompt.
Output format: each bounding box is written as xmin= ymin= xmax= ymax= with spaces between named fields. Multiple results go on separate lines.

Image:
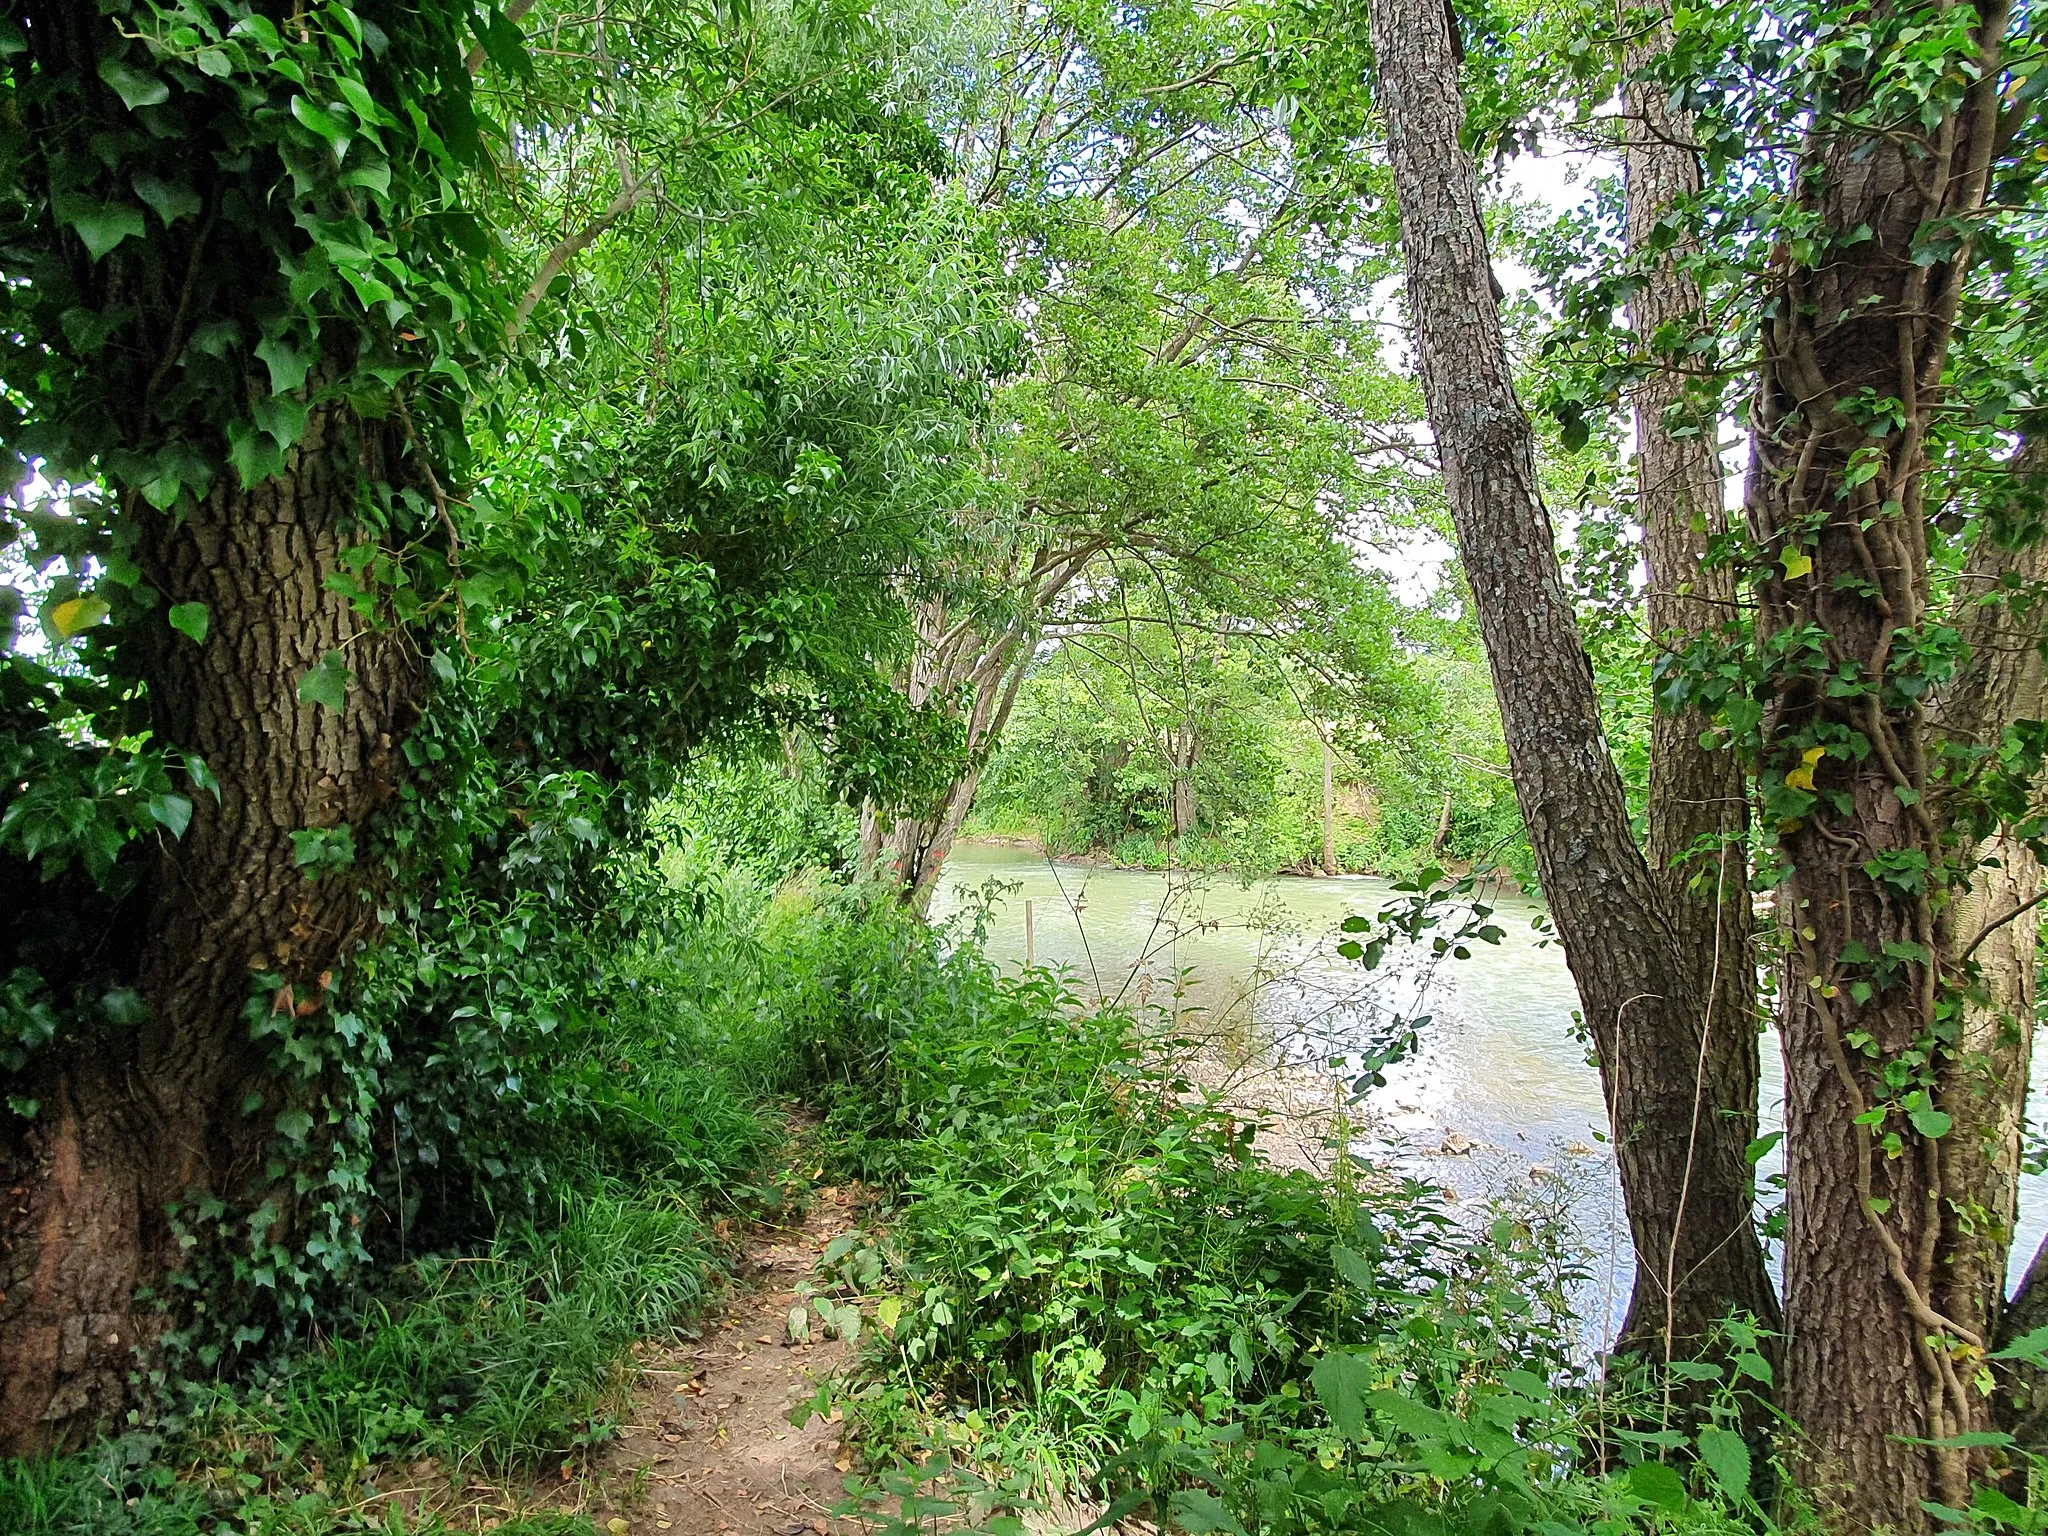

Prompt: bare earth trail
xmin=561 ymin=1183 xmax=869 ymax=1536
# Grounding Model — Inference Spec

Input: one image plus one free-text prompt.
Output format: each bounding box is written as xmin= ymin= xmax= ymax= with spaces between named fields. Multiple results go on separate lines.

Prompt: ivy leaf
xmin=168 ymin=602 xmax=209 ymax=644
xmin=96 ymin=56 xmax=169 ymax=110
xmin=254 ymin=334 xmax=310 ymax=394
xmin=253 ymin=394 xmax=309 ymax=451
xmin=297 ymin=650 xmax=351 ymax=714
xmin=1779 ymin=546 xmax=1814 ymax=581
xmin=226 ymin=421 xmax=286 ymax=488
xmin=53 ymin=195 xmax=146 ymax=261
xmin=1697 ymin=1424 xmax=1751 ymax=1504
xmin=274 ymin=1107 xmax=315 ymax=1143
xmin=290 ymin=96 xmax=353 ymax=160
xmin=475 ymin=6 xmax=534 ymax=78
xmin=1909 ymin=1106 xmax=1953 ymax=1139
xmin=132 ymin=172 xmax=202 ymax=227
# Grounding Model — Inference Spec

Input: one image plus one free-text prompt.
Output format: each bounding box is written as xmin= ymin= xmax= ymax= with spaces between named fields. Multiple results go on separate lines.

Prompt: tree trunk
xmin=1742 ymin=4 xmax=2019 ymax=1520
xmin=0 ymin=405 xmax=419 ymax=1451
xmin=1164 ymin=722 xmax=1198 ymax=840
xmin=1621 ymin=12 xmax=1773 ymax=1362
xmin=1367 ymin=0 xmax=1779 ymax=1381
xmin=863 ymin=598 xmax=1032 ymax=912
xmin=1322 ymin=739 xmax=1337 ymax=875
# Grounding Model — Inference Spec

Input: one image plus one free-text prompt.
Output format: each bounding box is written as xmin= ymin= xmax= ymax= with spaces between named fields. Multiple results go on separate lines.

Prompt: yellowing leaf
xmin=1779 ymin=547 xmax=1814 ymax=581
xmin=52 ymin=596 xmax=110 ymax=637
xmin=1785 ymin=745 xmax=1826 ymax=791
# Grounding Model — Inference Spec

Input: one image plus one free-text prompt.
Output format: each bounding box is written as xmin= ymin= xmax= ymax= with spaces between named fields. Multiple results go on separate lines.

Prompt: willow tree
xmin=857 ymin=0 xmax=1431 ymax=905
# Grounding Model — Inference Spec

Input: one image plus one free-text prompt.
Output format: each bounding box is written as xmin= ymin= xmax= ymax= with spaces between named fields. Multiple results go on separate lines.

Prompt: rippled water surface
xmin=930 ymin=843 xmax=2048 ymax=1348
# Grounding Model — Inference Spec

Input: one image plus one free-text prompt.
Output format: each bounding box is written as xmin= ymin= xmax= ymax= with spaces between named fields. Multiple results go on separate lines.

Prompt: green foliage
xmin=776 ymin=895 xmax=1803 ymax=1534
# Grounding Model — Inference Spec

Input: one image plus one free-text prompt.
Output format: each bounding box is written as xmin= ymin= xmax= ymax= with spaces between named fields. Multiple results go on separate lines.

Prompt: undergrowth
xmin=6 ymin=785 xmax=1813 ymax=1536
xmin=795 ymin=932 xmax=1799 ymax=1535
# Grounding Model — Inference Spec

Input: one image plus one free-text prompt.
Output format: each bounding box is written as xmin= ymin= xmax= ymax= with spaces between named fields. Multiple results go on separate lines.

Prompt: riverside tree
xmin=1374 ymin=0 xmax=2048 ymax=1523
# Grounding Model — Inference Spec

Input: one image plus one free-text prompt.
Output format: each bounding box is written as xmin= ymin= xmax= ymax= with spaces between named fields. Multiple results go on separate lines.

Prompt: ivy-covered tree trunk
xmin=1742 ymin=4 xmax=2024 ymax=1520
xmin=0 ymin=408 xmax=418 ymax=1451
xmin=1621 ymin=9 xmax=1776 ymax=1363
xmin=1367 ymin=0 xmax=1778 ymax=1377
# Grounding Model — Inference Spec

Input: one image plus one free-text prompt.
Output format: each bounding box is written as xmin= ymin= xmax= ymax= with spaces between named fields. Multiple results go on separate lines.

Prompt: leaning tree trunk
xmin=865 ymin=537 xmax=1103 ymax=911
xmin=1367 ymin=0 xmax=1779 ymax=1376
xmin=1621 ymin=10 xmax=1775 ymax=1363
xmin=863 ymin=596 xmax=1033 ymax=912
xmin=1744 ymin=4 xmax=2020 ymax=1521
xmin=0 ymin=405 xmax=419 ymax=1451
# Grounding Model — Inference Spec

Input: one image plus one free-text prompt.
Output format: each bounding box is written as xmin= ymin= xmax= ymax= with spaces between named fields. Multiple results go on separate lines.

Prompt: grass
xmin=1 ymin=1183 xmax=714 ymax=1534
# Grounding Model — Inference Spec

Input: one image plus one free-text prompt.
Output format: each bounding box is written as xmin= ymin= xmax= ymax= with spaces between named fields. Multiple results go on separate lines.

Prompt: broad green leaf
xmin=132 ymin=172 xmax=202 ymax=227
xmin=168 ymin=602 xmax=209 ymax=644
xmin=51 ymin=595 xmax=110 ymax=637
xmin=148 ymin=793 xmax=193 ymax=838
xmin=255 ymin=334 xmax=310 ymax=394
xmin=253 ymin=394 xmax=309 ymax=450
xmin=1697 ymin=1424 xmax=1750 ymax=1503
xmin=275 ymin=1107 xmax=315 ymax=1142
xmin=227 ymin=421 xmax=287 ymax=488
xmin=1309 ymin=1350 xmax=1375 ymax=1438
xmin=54 ymin=196 xmax=145 ymax=261
xmin=1332 ymin=1243 xmax=1375 ymax=1291
xmin=290 ymin=95 xmax=352 ymax=157
xmin=97 ymin=56 xmax=169 ymax=110
xmin=1909 ymin=1106 xmax=1953 ymax=1139
xmin=298 ymin=650 xmax=351 ymax=714
xmin=1623 ymin=1461 xmax=1689 ymax=1514
xmin=1779 ymin=546 xmax=1814 ymax=581
xmin=1166 ymin=1489 xmax=1244 ymax=1536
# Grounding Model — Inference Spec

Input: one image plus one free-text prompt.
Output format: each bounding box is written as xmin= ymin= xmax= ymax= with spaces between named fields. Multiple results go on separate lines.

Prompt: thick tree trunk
xmin=1367 ymin=0 xmax=1779 ymax=1377
xmin=1621 ymin=15 xmax=1773 ymax=1361
xmin=0 ymin=405 xmax=418 ymax=1451
xmin=1744 ymin=5 xmax=2017 ymax=1522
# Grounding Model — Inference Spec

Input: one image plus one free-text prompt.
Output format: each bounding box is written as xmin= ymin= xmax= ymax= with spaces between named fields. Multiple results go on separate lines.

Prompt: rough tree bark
xmin=0 ymin=406 xmax=419 ymax=1451
xmin=1621 ymin=7 xmax=1773 ymax=1360
xmin=1366 ymin=0 xmax=1779 ymax=1376
xmin=1741 ymin=3 xmax=2024 ymax=1521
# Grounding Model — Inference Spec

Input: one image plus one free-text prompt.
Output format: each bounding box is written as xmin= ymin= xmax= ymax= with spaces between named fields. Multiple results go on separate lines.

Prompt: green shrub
xmin=797 ymin=914 xmax=1792 ymax=1535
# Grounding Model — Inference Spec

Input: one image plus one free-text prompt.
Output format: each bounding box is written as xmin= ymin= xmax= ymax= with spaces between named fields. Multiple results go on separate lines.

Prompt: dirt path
xmin=568 ymin=1184 xmax=869 ymax=1536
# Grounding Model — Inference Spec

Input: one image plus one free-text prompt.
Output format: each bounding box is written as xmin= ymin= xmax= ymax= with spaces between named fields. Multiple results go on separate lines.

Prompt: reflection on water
xmin=930 ymin=843 xmax=2048 ymax=1352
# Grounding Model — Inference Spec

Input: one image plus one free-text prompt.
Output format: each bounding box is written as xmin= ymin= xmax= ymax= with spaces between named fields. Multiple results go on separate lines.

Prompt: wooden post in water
xmin=1024 ymin=899 xmax=1035 ymax=969
xmin=1321 ymin=737 xmax=1337 ymax=875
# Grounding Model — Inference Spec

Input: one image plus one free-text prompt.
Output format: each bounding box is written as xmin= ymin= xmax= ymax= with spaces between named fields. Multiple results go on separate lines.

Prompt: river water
xmin=929 ymin=842 xmax=2048 ymax=1350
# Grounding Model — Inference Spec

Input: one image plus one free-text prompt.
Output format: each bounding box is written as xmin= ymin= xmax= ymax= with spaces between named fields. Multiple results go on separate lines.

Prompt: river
xmin=928 ymin=842 xmax=2048 ymax=1350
